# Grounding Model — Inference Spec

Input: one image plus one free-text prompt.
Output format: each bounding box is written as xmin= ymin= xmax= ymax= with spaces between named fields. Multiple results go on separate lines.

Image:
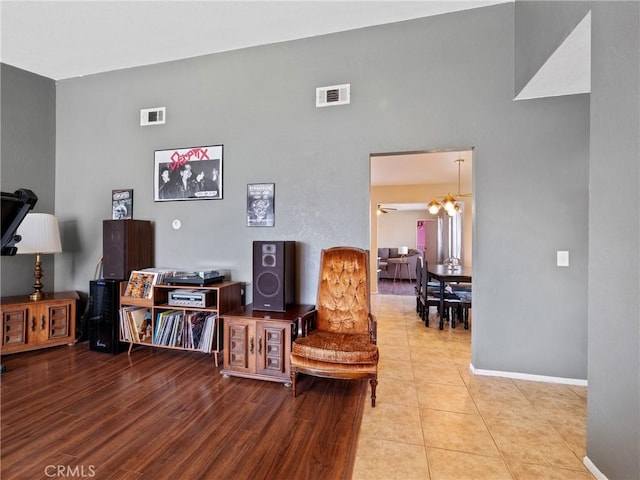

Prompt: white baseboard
xmin=583 ymin=456 xmax=608 ymax=480
xmin=469 ymin=363 xmax=588 ymax=386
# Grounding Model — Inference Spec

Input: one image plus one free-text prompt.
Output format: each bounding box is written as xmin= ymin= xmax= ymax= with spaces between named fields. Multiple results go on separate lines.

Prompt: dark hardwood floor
xmin=1 ymin=343 xmax=366 ymax=480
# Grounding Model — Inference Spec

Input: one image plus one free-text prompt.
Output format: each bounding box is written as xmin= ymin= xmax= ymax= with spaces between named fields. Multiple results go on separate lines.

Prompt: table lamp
xmin=16 ymin=213 xmax=62 ymax=301
xmin=398 ymin=246 xmax=409 ymax=259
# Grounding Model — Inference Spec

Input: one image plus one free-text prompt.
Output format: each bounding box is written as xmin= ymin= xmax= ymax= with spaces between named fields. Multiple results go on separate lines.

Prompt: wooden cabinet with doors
xmin=221 ymin=304 xmax=314 ymax=385
xmin=1 ymin=291 xmax=78 ymax=354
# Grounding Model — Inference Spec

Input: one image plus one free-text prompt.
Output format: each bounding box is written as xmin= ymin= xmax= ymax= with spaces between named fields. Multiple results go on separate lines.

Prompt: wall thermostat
xmin=172 ymin=219 xmax=181 ymax=230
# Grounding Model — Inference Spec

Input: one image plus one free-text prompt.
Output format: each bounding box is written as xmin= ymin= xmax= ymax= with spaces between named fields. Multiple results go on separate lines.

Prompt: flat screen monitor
xmin=1 ymin=189 xmax=38 ymax=256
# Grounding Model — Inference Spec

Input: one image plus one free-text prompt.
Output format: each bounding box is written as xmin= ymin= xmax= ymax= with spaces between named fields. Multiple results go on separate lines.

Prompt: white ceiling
xmin=0 ymin=0 xmax=508 ymax=81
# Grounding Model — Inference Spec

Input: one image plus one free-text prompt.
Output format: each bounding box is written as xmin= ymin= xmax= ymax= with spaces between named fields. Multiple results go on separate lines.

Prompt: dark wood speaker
xmin=102 ymin=220 xmax=153 ymax=280
xmin=252 ymin=240 xmax=295 ymax=312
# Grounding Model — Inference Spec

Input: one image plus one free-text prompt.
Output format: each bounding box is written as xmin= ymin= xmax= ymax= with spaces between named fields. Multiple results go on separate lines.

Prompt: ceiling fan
xmin=377 ymin=205 xmax=397 ymax=214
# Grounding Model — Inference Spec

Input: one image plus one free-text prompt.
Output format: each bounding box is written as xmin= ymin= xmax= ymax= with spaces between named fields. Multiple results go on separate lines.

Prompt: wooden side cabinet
xmin=221 ymin=304 xmax=314 ymax=385
xmin=1 ymin=291 xmax=78 ymax=355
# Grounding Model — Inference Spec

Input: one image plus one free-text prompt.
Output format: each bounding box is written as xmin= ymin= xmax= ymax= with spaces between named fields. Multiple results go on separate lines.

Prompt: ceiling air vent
xmin=316 ymin=84 xmax=350 ymax=107
xmin=140 ymin=107 xmax=166 ymax=126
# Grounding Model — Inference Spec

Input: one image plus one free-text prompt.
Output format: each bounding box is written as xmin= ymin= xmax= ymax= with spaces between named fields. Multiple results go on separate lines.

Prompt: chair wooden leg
xmin=452 ymin=306 xmax=462 ymax=328
xmin=291 ymin=371 xmax=298 ymax=397
xmin=369 ymin=377 xmax=378 ymax=407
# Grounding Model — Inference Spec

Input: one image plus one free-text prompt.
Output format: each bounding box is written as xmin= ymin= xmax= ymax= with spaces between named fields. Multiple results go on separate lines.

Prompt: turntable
xmin=164 ymin=270 xmax=228 ymax=286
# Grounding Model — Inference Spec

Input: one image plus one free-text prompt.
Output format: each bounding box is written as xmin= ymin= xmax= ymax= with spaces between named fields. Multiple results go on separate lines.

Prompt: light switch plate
xmin=557 ymin=250 xmax=569 ymax=267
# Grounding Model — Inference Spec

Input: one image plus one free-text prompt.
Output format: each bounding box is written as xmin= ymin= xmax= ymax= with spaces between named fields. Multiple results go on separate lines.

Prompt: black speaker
xmin=103 ymin=219 xmax=153 ymax=280
xmin=253 ymin=240 xmax=295 ymax=312
xmin=88 ymin=279 xmax=127 ymax=354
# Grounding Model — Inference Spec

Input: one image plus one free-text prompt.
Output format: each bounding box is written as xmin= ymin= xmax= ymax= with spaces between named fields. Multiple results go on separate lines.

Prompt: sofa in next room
xmin=377 ymin=248 xmax=421 ymax=281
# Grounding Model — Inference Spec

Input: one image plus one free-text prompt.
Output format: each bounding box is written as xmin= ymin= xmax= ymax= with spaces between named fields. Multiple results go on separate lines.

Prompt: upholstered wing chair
xmin=290 ymin=246 xmax=379 ymax=406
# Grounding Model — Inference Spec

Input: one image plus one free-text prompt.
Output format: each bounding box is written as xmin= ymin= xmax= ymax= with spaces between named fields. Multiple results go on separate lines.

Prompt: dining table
xmin=426 ymin=264 xmax=472 ymax=330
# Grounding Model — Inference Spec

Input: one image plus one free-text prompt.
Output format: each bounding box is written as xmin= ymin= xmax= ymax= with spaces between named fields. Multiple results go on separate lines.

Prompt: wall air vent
xmin=140 ymin=107 xmax=166 ymax=126
xmin=316 ymin=84 xmax=350 ymax=107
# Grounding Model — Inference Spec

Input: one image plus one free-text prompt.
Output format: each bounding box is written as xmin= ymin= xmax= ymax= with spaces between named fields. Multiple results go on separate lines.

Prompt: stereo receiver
xmin=168 ymin=289 xmax=213 ymax=308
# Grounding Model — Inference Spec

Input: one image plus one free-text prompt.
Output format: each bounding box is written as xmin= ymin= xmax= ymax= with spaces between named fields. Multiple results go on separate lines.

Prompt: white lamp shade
xmin=398 ymin=246 xmax=409 ymax=255
xmin=16 ymin=213 xmax=62 ymax=254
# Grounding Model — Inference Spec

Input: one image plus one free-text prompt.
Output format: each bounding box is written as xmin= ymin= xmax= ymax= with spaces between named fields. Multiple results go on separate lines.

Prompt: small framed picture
xmin=154 ymin=144 xmax=223 ymax=202
xmin=247 ymin=183 xmax=275 ymax=227
xmin=112 ymin=189 xmax=133 ymax=219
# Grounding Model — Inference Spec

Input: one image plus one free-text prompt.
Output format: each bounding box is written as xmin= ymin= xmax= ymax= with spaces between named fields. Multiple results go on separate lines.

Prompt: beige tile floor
xmin=352 ymin=294 xmax=593 ymax=480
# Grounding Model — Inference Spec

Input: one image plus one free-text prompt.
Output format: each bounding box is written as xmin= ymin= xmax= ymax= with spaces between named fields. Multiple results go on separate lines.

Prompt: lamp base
xmin=30 ymin=290 xmax=43 ymax=302
xmin=30 ymin=253 xmax=44 ymax=302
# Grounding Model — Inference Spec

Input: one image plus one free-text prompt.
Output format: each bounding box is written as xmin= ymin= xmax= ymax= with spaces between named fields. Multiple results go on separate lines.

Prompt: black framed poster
xmin=154 ymin=144 xmax=223 ymax=201
xmin=247 ymin=183 xmax=275 ymax=227
xmin=112 ymin=189 xmax=133 ymax=219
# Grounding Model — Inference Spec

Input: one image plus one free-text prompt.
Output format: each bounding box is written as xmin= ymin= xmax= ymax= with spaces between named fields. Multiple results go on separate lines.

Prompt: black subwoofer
xmin=252 ymin=240 xmax=295 ymax=312
xmin=88 ymin=279 xmax=127 ymax=354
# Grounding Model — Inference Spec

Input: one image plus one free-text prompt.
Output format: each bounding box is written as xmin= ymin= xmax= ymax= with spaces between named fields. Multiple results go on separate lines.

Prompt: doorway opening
xmin=369 ymin=148 xmax=473 ymax=299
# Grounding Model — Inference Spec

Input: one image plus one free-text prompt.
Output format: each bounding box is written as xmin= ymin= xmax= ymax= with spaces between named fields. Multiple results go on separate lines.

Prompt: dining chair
xmin=449 ymin=283 xmax=472 ymax=329
xmin=416 ymin=257 xmax=440 ymax=321
xmin=418 ymin=259 xmax=439 ymax=326
xmin=421 ymin=259 xmax=461 ymax=328
xmin=415 ymin=257 xmax=423 ymax=315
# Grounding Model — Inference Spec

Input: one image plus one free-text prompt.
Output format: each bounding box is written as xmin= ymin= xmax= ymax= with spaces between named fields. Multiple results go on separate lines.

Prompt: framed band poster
xmin=154 ymin=144 xmax=223 ymax=201
xmin=112 ymin=189 xmax=133 ymax=219
xmin=247 ymin=183 xmax=275 ymax=227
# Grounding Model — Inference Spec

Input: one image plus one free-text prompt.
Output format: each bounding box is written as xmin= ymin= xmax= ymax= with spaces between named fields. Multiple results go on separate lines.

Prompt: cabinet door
xmin=0 ymin=295 xmax=76 ymax=354
xmin=1 ymin=307 xmax=29 ymax=353
xmin=225 ymin=319 xmax=255 ymax=373
xmin=41 ymin=303 xmax=71 ymax=344
xmin=255 ymin=321 xmax=289 ymax=379
xmin=21 ymin=306 xmax=41 ymax=347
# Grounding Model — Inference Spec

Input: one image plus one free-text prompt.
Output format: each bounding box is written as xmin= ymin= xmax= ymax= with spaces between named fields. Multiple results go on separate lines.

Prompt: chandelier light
xmin=427 ymin=199 xmax=441 ymax=214
xmin=427 ymin=156 xmax=471 ymax=216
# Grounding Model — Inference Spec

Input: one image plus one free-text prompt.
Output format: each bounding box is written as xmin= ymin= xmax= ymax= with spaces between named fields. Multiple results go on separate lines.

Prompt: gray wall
xmin=53 ymin=6 xmax=589 ymax=389
xmin=0 ymin=64 xmax=57 ymax=296
xmin=588 ymin=3 xmax=639 ymax=479
xmin=516 ymin=2 xmax=640 ymax=477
